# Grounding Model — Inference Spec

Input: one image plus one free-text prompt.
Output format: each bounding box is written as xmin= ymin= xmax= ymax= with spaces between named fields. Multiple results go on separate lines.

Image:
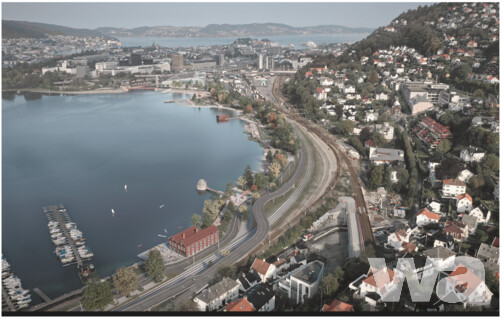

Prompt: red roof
xmin=492 ymin=237 xmax=499 ymax=248
xmin=251 ymin=258 xmax=272 ymax=276
xmin=443 ymin=179 xmax=466 ymax=187
xmin=457 ymin=193 xmax=472 ymax=202
xmin=322 ymin=299 xmax=354 ymax=312
xmin=363 ymin=267 xmax=396 ymax=289
xmin=316 ymin=87 xmax=324 ymax=94
xmin=169 ymin=225 xmax=218 ymax=247
xmin=448 ymin=265 xmax=487 ymax=297
xmin=417 ymin=208 xmax=440 ymax=220
xmin=224 ymin=298 xmax=255 ymax=312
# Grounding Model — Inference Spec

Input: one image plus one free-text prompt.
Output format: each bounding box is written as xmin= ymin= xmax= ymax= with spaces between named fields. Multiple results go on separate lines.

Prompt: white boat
xmin=8 ymin=289 xmax=29 ymax=296
xmin=80 ymin=252 xmax=94 ymax=259
xmin=124 ymin=184 xmax=127 ymax=192
xmin=49 ymin=228 xmax=61 ymax=234
xmin=159 ymin=204 xmax=165 ymax=209
xmin=2 ymin=258 xmax=10 ymax=272
xmin=301 ymin=41 xmax=318 ymax=48
xmin=51 ymin=232 xmax=63 ymax=238
xmin=65 ymin=222 xmax=76 ymax=229
xmin=111 ymin=209 xmax=115 ymax=216
xmin=61 ymin=257 xmax=75 ymax=264
xmin=11 ymin=293 xmax=31 ymax=301
xmin=48 ymin=221 xmax=59 ymax=227
xmin=17 ymin=302 xmax=30 ymax=309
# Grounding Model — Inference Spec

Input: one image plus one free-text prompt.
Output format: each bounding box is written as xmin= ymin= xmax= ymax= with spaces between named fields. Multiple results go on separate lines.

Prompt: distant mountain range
xmin=96 ymin=23 xmax=374 ymax=37
xmin=2 ymin=20 xmax=374 ymax=39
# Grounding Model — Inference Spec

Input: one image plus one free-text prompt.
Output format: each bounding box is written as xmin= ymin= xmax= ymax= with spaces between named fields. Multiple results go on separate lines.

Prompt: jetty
xmin=2 ymin=283 xmax=17 ymax=312
xmin=43 ymin=205 xmax=94 ymax=283
xmin=33 ymin=288 xmax=52 ymax=304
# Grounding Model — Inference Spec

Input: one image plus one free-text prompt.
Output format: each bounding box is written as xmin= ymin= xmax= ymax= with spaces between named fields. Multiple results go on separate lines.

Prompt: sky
xmin=2 ymin=2 xmax=429 ymax=29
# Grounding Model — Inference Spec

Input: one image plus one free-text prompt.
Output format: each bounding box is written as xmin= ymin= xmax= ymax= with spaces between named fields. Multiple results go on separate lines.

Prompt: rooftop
xmin=291 ymin=260 xmax=324 ymax=284
xmin=194 ymin=277 xmax=239 ymax=304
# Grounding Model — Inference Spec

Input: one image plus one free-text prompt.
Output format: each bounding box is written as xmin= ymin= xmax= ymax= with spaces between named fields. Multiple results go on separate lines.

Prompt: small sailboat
xmin=124 ymin=184 xmax=127 ymax=192
xmin=178 ymin=226 xmax=183 ymax=229
xmin=111 ymin=209 xmax=115 ymax=217
xmin=159 ymin=204 xmax=165 ymax=209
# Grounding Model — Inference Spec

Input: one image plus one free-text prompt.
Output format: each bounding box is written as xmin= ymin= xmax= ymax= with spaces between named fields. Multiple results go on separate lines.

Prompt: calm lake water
xmin=118 ymin=33 xmax=369 ymax=49
xmin=2 ymin=91 xmax=264 ymax=302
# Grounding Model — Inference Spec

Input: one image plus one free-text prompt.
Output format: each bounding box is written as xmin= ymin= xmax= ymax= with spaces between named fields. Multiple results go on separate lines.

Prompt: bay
xmin=118 ymin=33 xmax=369 ymax=49
xmin=2 ymin=91 xmax=264 ymax=302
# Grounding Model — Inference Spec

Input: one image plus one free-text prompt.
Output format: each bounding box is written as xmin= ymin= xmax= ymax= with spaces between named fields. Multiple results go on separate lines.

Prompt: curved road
xmin=115 ymin=133 xmax=309 ymax=311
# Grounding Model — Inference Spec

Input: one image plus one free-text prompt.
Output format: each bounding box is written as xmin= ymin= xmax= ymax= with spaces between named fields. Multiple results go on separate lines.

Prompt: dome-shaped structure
xmin=196 ymin=179 xmax=207 ymax=191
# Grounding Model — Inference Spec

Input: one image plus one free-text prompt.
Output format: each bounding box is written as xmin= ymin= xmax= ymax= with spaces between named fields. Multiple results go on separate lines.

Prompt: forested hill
xmin=309 ymin=2 xmax=498 ymax=69
xmin=2 ymin=20 xmax=113 ymax=39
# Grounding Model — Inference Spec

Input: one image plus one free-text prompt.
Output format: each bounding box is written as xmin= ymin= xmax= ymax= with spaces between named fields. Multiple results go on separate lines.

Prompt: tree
xmin=254 ymin=173 xmax=269 ymax=190
xmin=437 ymin=139 xmax=451 ymax=153
xmin=113 ymin=267 xmax=138 ymax=297
xmin=190 ymin=213 xmax=202 ymax=228
xmin=175 ymin=299 xmax=199 ymax=311
xmin=145 ymin=249 xmax=165 ymax=282
xmin=337 ymin=120 xmax=354 ymax=135
xmin=482 ymin=154 xmax=499 ymax=172
xmin=359 ymin=127 xmax=372 ymax=143
xmin=438 ymin=157 xmax=461 ymax=179
xmin=241 ymin=208 xmax=250 ymax=221
xmin=245 ymin=104 xmax=254 ymax=113
xmin=244 ymin=165 xmax=254 ymax=188
xmin=368 ymin=70 xmax=379 ymax=84
xmin=268 ymin=161 xmax=282 ymax=179
xmin=369 ymin=165 xmax=384 ymax=189
xmin=237 ymin=176 xmax=247 ymax=190
xmin=266 ymin=150 xmax=273 ymax=163
xmin=81 ymin=279 xmax=114 ymax=311
xmin=320 ymin=274 xmax=339 ymax=296
xmin=191 ymin=93 xmax=197 ymax=101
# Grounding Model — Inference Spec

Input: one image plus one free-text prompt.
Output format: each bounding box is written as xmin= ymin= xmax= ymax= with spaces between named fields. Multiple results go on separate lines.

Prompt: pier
xmin=2 ymin=283 xmax=17 ymax=312
xmin=44 ymin=205 xmax=83 ymax=267
xmin=33 ymin=288 xmax=52 ymax=304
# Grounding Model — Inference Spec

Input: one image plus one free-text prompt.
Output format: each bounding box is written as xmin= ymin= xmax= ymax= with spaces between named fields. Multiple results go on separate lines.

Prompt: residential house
xmin=357 ymin=266 xmax=400 ymax=301
xmin=365 ymin=111 xmax=379 ymax=122
xmin=456 ymin=193 xmax=473 ymax=213
xmin=443 ymin=265 xmax=493 ymax=306
xmin=477 ymin=243 xmax=499 ymax=273
xmin=428 ymin=231 xmax=455 ymax=250
xmin=344 ymin=86 xmax=356 ymax=94
xmin=375 ymin=92 xmax=388 ymax=101
xmin=469 ymin=207 xmax=491 ymax=224
xmin=461 ymin=214 xmax=478 ymax=234
xmin=460 ymin=148 xmax=485 ymax=163
xmin=428 ymin=162 xmax=442 ymax=187
xmin=250 ymin=258 xmax=276 ymax=282
xmin=314 ymin=87 xmax=327 ymax=101
xmin=237 ymin=270 xmax=262 ymax=292
xmin=428 ymin=201 xmax=442 ymax=214
xmin=369 ymin=147 xmax=405 ymax=165
xmin=246 ymin=284 xmax=275 ymax=312
xmin=223 ymin=298 xmax=256 ymax=312
xmin=443 ymin=220 xmax=469 ymax=242
xmin=194 ymin=277 xmax=240 ymax=311
xmin=319 ymin=77 xmax=334 ymax=86
xmin=413 ymin=117 xmax=452 ymax=149
xmin=442 ymin=179 xmax=466 ymax=199
xmin=422 ymin=246 xmax=456 ymax=270
xmin=321 ymin=299 xmax=354 ymax=312
xmin=458 ymin=169 xmax=475 ymax=183
xmin=277 ymin=260 xmax=324 ymax=305
xmin=387 ymin=229 xmax=410 ymax=251
xmin=416 ymin=208 xmax=440 ymax=227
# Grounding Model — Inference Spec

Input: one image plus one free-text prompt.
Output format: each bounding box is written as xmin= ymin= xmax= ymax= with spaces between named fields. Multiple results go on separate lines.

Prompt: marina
xmin=2 ymin=257 xmax=31 ymax=311
xmin=43 ymin=205 xmax=95 ymax=282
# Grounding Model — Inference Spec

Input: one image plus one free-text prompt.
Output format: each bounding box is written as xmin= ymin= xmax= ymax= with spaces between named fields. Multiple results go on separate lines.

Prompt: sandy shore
xmin=5 ymin=88 xmax=128 ymax=95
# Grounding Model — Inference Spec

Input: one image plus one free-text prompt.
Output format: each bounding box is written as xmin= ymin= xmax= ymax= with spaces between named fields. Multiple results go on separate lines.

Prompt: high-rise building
xmin=216 ymin=54 xmax=225 ymax=66
xmin=171 ymin=54 xmax=184 ymax=71
xmin=129 ymin=53 xmax=142 ymax=66
xmin=258 ymin=54 xmax=263 ymax=70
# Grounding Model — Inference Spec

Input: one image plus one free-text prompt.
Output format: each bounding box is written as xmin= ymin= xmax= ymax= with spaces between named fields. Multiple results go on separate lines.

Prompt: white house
xmin=460 ymin=148 xmax=485 ymax=163
xmin=358 ymin=267 xmax=400 ymax=300
xmin=344 ymin=86 xmax=356 ymax=94
xmin=314 ymin=87 xmax=327 ymax=101
xmin=456 ymin=193 xmax=473 ymax=213
xmin=319 ymin=77 xmax=334 ymax=86
xmin=194 ymin=277 xmax=240 ymax=311
xmin=443 ymin=265 xmax=493 ymax=306
xmin=387 ymin=229 xmax=410 ymax=251
xmin=375 ymin=92 xmax=388 ymax=101
xmin=442 ymin=179 xmax=466 ymax=199
xmin=422 ymin=246 xmax=456 ymax=270
xmin=428 ymin=201 xmax=442 ymax=214
xmin=470 ymin=207 xmax=491 ymax=224
xmin=365 ymin=111 xmax=379 ymax=122
xmin=416 ymin=208 xmax=440 ymax=227
xmin=278 ymin=260 xmax=324 ymax=305
xmin=250 ymin=258 xmax=276 ymax=282
xmin=458 ymin=169 xmax=475 ymax=183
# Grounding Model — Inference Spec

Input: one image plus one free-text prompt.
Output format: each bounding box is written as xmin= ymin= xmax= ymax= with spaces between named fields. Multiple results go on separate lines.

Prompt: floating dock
xmin=2 ymin=257 xmax=31 ymax=311
xmin=43 ymin=205 xmax=94 ymax=281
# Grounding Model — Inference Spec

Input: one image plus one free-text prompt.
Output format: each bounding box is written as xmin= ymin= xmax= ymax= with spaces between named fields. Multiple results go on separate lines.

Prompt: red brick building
xmin=413 ymin=116 xmax=452 ymax=149
xmin=168 ymin=225 xmax=219 ymax=257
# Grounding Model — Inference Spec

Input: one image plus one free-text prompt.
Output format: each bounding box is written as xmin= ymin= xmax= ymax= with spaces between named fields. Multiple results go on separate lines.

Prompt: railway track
xmin=271 ymin=76 xmax=375 ymax=248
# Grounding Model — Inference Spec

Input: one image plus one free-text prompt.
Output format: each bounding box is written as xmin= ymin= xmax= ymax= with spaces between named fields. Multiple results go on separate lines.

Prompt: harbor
xmin=2 ymin=257 xmax=31 ymax=311
xmin=43 ymin=205 xmax=95 ymax=283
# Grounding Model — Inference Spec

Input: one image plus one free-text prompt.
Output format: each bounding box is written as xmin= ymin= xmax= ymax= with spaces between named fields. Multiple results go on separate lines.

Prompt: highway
xmin=114 ymin=129 xmax=310 ymax=311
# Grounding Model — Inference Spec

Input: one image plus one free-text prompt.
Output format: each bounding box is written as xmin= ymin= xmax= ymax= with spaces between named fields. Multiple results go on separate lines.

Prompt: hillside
xmin=2 ymin=20 xmax=114 ymax=39
xmin=94 ymin=23 xmax=374 ymax=38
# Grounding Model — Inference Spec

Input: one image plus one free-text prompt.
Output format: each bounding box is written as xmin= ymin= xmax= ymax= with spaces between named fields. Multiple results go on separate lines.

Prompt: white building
xmin=193 ymin=277 xmax=240 ymax=311
xmin=387 ymin=229 xmax=410 ymax=251
xmin=416 ymin=208 xmax=440 ymax=227
xmin=250 ymin=258 xmax=276 ymax=283
xmin=469 ymin=207 xmax=491 ymax=224
xmin=456 ymin=193 xmax=473 ymax=213
xmin=442 ymin=179 xmax=466 ymax=199
xmin=458 ymin=169 xmax=475 ymax=183
xmin=460 ymin=148 xmax=485 ymax=163
xmin=443 ymin=265 xmax=493 ymax=306
xmin=277 ymin=261 xmax=324 ymax=305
